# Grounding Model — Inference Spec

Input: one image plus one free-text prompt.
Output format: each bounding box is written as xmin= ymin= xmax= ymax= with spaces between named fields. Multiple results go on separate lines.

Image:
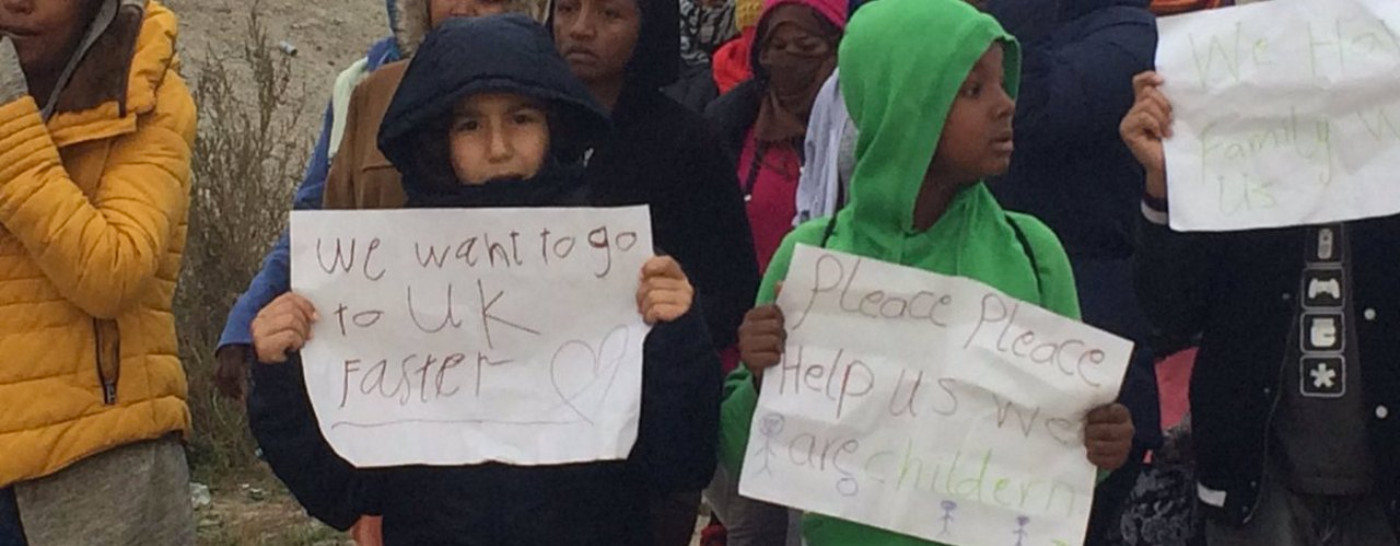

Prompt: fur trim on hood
xmin=394 ymin=0 xmax=545 ymax=57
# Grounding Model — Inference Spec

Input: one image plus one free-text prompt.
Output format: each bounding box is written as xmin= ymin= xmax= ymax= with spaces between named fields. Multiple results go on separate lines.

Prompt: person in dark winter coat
xmin=550 ymin=0 xmax=758 ymax=540
xmin=551 ymin=0 xmax=759 ymax=365
xmin=980 ymin=1 xmax=1159 ymax=542
xmin=245 ymin=15 xmax=722 ymax=545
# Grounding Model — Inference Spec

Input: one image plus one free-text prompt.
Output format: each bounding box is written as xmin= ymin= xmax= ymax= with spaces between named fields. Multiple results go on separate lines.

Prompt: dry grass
xmin=177 ymin=4 xmax=305 ymax=483
xmin=174 ymin=6 xmax=350 ymax=544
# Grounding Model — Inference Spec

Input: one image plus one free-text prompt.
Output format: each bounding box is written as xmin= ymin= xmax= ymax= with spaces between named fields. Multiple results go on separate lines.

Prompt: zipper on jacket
xmin=94 ymin=319 xmax=119 ymax=405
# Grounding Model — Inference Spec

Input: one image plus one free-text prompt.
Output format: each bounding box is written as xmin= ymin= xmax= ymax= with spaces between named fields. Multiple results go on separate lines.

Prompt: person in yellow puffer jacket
xmin=0 ymin=0 xmax=196 ymax=543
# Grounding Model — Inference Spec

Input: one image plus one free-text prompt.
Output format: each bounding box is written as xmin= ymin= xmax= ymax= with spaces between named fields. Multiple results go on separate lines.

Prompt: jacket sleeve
xmin=0 ymin=77 xmax=195 ymax=319
xmin=1134 ymin=211 xmax=1212 ymax=345
xmin=718 ymin=225 xmax=809 ymax=474
xmin=628 ymin=300 xmax=723 ymax=493
xmin=1011 ymin=8 xmax=1157 ymax=160
xmin=218 ymin=104 xmax=335 ymax=349
xmin=247 ymin=357 xmax=375 ymax=530
xmin=673 ymin=123 xmax=760 ymax=351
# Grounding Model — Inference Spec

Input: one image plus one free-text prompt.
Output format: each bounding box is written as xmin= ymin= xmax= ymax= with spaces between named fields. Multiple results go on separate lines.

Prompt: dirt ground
xmin=194 ymin=465 xmax=351 ymax=546
xmin=165 ymin=0 xmax=388 ymax=139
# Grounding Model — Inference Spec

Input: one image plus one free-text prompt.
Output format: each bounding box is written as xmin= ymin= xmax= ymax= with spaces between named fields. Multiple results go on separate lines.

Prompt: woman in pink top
xmin=705 ymin=0 xmax=847 ymax=272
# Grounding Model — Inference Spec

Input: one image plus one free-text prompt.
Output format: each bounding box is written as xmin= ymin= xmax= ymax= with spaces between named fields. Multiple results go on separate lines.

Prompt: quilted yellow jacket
xmin=0 ymin=0 xmax=195 ymax=487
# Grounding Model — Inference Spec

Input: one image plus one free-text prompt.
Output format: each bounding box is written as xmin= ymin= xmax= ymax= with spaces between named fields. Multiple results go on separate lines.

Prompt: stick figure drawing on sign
xmin=939 ymin=500 xmax=957 ymax=536
xmin=754 ymin=414 xmax=784 ymax=476
xmin=1014 ymin=515 xmax=1030 ymax=546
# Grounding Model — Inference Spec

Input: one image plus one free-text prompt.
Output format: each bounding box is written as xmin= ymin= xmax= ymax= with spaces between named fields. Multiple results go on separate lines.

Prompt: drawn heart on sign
xmin=548 ymin=325 xmax=632 ymax=424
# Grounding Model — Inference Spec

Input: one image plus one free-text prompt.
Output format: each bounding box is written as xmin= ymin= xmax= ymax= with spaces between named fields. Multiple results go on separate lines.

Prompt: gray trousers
xmin=12 ymin=436 xmax=194 ymax=546
xmin=1206 ymin=463 xmax=1396 ymax=546
xmin=705 ymin=465 xmax=803 ymax=546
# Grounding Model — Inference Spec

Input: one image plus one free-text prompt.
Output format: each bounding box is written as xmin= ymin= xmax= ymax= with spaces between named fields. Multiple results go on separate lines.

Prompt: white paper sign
xmin=290 ymin=207 xmax=653 ymax=468
xmin=1156 ymin=0 xmax=1400 ymax=232
xmin=739 ymin=245 xmax=1132 ymax=546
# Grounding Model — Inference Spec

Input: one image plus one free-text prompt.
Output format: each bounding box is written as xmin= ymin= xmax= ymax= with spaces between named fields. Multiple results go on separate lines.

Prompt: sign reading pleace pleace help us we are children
xmin=1155 ymin=0 xmax=1400 ymax=232
xmin=289 ymin=207 xmax=653 ymax=468
xmin=738 ymin=245 xmax=1132 ymax=546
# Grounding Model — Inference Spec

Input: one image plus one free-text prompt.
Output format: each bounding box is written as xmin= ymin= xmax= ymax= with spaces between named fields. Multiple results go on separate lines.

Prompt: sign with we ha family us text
xmin=1157 ymin=0 xmax=1400 ymax=231
xmin=739 ymin=245 xmax=1132 ymax=546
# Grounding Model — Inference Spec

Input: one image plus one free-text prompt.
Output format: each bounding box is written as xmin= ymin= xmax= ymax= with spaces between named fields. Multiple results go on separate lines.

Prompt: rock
xmin=248 ymin=487 xmax=268 ymax=502
xmin=190 ymin=482 xmax=212 ymax=509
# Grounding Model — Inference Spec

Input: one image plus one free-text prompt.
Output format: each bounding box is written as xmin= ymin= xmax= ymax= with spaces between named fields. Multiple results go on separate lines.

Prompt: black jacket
xmin=249 ymin=310 xmax=720 ymax=545
xmin=247 ymin=16 xmax=722 ymax=545
xmin=572 ymin=0 xmax=760 ymax=353
xmin=1135 ymin=213 xmax=1400 ymax=531
xmin=988 ymin=0 xmax=1156 ymax=261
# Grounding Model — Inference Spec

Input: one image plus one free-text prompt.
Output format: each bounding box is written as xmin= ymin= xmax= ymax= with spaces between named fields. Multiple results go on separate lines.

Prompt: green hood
xmin=828 ymin=0 xmax=1039 ymax=302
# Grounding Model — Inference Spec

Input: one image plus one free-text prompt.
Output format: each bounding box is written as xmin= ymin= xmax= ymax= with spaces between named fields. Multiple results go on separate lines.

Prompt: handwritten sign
xmin=1156 ymin=0 xmax=1400 ymax=232
xmin=289 ymin=207 xmax=653 ymax=468
xmin=738 ymin=245 xmax=1132 ymax=546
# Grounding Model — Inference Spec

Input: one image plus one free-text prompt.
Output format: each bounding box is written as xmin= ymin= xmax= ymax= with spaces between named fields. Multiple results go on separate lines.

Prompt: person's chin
xmin=487 ymin=174 xmax=530 ymax=184
xmin=565 ymin=57 xmax=600 ymax=79
xmin=981 ymin=159 xmax=1012 ymax=179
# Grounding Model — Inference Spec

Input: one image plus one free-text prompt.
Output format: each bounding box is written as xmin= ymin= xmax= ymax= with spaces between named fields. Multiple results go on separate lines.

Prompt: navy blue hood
xmin=378 ymin=14 xmax=611 ymax=207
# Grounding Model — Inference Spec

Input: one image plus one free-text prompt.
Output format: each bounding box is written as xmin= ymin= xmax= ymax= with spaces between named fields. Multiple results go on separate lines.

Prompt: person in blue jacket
xmin=980 ymin=0 xmax=1158 ymax=543
xmin=214 ymin=0 xmax=531 ymax=400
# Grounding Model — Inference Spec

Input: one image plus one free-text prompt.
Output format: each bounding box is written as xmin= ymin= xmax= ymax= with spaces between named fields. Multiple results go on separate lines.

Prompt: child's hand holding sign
xmin=636 ymin=256 xmax=695 ymax=325
xmin=1120 ymin=71 xmax=1174 ymax=201
xmin=252 ymin=293 xmax=318 ymax=364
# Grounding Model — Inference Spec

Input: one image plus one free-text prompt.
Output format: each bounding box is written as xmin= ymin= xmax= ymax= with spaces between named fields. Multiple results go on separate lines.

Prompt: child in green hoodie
xmin=718 ymin=0 xmax=1136 ymax=544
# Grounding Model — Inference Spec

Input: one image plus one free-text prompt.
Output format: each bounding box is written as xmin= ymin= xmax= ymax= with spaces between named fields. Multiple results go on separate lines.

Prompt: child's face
xmin=429 ymin=0 xmax=512 ymax=29
xmin=928 ymin=44 xmax=1016 ymax=184
xmin=449 ymin=92 xmax=550 ymax=185
xmin=553 ymin=0 xmax=641 ymax=85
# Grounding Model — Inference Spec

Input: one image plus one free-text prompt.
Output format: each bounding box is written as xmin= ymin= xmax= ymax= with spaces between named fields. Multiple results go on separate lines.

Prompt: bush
xmin=177 ymin=6 xmax=307 ymax=481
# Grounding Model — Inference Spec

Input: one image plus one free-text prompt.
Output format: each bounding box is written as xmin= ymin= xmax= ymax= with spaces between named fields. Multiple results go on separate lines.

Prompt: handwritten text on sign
xmin=739 ymin=246 xmax=1131 ymax=546
xmin=290 ymin=207 xmax=653 ymax=468
xmin=1156 ymin=0 xmax=1400 ymax=232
